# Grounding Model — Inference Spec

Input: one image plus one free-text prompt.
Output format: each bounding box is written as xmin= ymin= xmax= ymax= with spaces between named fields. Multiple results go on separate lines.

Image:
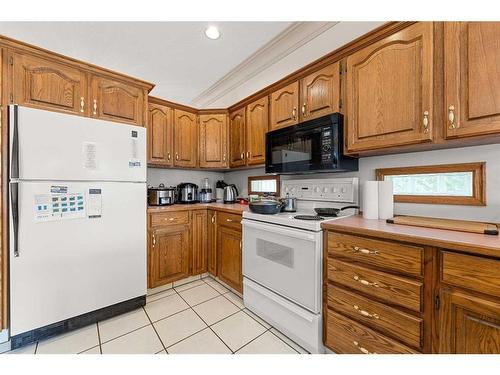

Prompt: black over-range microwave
xmin=265 ymin=113 xmax=358 ymax=174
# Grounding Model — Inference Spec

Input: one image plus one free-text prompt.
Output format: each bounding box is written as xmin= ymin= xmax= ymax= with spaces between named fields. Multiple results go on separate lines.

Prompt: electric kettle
xmin=223 ymin=184 xmax=238 ymax=203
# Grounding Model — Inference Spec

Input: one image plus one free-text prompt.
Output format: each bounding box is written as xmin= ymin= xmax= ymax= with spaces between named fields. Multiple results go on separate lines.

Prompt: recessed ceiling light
xmin=204 ymin=26 xmax=220 ymax=40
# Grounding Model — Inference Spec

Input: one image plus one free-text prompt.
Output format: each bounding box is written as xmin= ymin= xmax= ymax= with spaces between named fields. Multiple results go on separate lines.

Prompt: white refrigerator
xmin=9 ymin=105 xmax=147 ymax=337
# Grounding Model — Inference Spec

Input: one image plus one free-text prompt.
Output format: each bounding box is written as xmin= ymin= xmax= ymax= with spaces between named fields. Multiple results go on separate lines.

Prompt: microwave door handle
xmin=10 ymin=182 xmax=19 ymax=257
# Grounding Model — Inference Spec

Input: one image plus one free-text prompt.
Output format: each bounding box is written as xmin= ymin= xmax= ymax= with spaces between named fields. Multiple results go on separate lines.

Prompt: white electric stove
xmin=242 ymin=177 xmax=359 ymax=353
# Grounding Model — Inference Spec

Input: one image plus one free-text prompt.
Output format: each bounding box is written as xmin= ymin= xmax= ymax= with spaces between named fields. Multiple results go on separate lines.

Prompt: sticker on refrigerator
xmin=83 ymin=142 xmax=98 ymax=170
xmin=129 ymin=134 xmax=140 ymax=168
xmin=34 ymin=192 xmax=86 ymax=222
xmin=87 ymin=188 xmax=102 ymax=218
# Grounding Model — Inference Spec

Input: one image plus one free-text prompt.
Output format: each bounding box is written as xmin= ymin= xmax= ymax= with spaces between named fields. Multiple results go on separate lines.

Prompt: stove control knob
xmin=323 ymin=187 xmax=328 ymax=193
xmin=314 ymin=186 xmax=320 ymax=193
xmin=341 ymin=187 xmax=347 ymax=193
xmin=332 ymin=187 xmax=338 ymax=193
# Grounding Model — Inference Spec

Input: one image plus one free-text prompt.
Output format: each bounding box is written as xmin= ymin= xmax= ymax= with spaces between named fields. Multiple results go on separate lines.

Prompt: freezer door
xmin=10 ymin=105 xmax=146 ymax=182
xmin=9 ymin=181 xmax=146 ymax=336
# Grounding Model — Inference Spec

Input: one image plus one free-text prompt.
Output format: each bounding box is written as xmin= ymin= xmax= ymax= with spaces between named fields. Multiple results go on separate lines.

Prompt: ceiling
xmin=0 ymin=22 xmax=298 ymax=105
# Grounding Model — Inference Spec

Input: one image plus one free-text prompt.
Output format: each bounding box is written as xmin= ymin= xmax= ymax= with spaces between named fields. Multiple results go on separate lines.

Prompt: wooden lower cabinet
xmin=217 ymin=225 xmax=242 ymax=293
xmin=149 ymin=224 xmax=190 ymax=288
xmin=191 ymin=210 xmax=208 ymax=275
xmin=207 ymin=210 xmax=217 ymax=276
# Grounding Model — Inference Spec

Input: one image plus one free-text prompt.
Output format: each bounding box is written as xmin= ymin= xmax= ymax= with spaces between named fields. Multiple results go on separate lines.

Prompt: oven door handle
xmin=242 ymin=219 xmax=317 ymax=241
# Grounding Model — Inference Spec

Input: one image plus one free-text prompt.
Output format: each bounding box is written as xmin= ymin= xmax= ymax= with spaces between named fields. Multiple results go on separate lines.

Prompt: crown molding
xmin=189 ymin=21 xmax=339 ymax=108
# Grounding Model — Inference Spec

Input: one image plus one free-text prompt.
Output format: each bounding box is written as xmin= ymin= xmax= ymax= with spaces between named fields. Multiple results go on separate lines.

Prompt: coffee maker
xmin=199 ymin=178 xmax=214 ymax=203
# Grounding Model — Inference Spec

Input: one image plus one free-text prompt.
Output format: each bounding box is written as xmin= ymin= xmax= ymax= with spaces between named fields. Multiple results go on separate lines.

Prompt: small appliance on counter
xmin=215 ymin=180 xmax=226 ymax=202
xmin=177 ymin=182 xmax=199 ymax=204
xmin=199 ymin=178 xmax=215 ymax=203
xmin=223 ymin=184 xmax=238 ymax=203
xmin=148 ymin=183 xmax=176 ymax=206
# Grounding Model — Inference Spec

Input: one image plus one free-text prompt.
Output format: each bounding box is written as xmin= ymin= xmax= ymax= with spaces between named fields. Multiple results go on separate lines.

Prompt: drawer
xmin=441 ymin=251 xmax=500 ymax=297
xmin=327 ymin=284 xmax=423 ymax=349
xmin=327 ymin=259 xmax=423 ymax=312
xmin=218 ymin=211 xmax=242 ymax=231
xmin=150 ymin=211 xmax=190 ymax=227
xmin=325 ymin=309 xmax=419 ymax=354
xmin=328 ymin=232 xmax=423 ymax=277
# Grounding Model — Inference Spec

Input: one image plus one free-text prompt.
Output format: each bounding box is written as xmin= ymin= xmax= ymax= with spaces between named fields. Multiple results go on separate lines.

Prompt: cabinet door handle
xmin=211 ymin=216 xmax=215 ymax=224
xmin=93 ymin=99 xmax=97 ymax=115
xmin=223 ymin=153 xmax=226 ymax=162
xmin=241 ymin=152 xmax=245 ymax=160
xmin=246 ymin=151 xmax=250 ymax=159
xmin=301 ymin=103 xmax=306 ymax=117
xmin=448 ymin=105 xmax=457 ymax=129
xmin=167 ymin=217 xmax=176 ymax=221
xmin=423 ymin=110 xmax=430 ymax=133
xmin=152 ymin=231 xmax=156 ymax=247
xmin=353 ymin=246 xmax=379 ymax=255
xmin=292 ymin=107 xmax=297 ymax=119
xmin=353 ymin=341 xmax=376 ymax=354
xmin=167 ymin=152 xmax=171 ymax=161
xmin=80 ymin=97 xmax=85 ymax=113
xmin=353 ymin=305 xmax=379 ymax=319
xmin=176 ymin=153 xmax=179 ymax=161
xmin=353 ymin=275 xmax=379 ymax=288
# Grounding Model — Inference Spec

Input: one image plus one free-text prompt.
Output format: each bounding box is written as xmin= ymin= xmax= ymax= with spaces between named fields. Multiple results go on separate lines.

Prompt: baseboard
xmin=10 ymin=295 xmax=146 ymax=350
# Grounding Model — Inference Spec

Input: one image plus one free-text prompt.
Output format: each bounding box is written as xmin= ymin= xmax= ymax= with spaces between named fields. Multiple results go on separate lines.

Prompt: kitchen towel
xmin=362 ymin=181 xmax=379 ymax=219
xmin=377 ymin=180 xmax=394 ymax=220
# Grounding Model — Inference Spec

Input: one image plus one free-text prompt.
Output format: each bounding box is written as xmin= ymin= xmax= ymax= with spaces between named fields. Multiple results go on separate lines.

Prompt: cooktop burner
xmin=293 ymin=215 xmax=325 ymax=221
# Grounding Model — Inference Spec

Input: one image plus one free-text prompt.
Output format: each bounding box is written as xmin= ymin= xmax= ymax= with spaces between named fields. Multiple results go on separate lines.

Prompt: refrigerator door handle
xmin=10 ymin=105 xmax=20 ymax=179
xmin=11 ymin=182 xmax=19 ymax=257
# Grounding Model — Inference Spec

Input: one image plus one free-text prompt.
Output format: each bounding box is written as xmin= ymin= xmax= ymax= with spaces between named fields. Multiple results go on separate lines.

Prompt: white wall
xmin=147 ymin=168 xmax=224 ymax=189
xmin=222 ymin=144 xmax=500 ymax=222
xmin=209 ymin=22 xmax=385 ymax=108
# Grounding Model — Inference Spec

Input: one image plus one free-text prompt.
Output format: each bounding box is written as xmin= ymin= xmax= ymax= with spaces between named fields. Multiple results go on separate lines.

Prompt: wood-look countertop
xmin=147 ymin=203 xmax=249 ymax=215
xmin=321 ymin=215 xmax=500 ymax=258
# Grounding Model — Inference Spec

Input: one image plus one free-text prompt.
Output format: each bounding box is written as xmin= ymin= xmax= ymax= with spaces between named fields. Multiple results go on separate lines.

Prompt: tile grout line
xmin=268 ymin=329 xmax=306 ymax=354
xmin=232 ymin=328 xmax=272 ymax=354
xmin=177 ymin=288 xmax=235 ymax=354
xmin=96 ymin=322 xmax=103 ymax=354
xmin=142 ymin=306 xmax=169 ymax=354
xmin=97 ymin=320 xmax=154 ymax=346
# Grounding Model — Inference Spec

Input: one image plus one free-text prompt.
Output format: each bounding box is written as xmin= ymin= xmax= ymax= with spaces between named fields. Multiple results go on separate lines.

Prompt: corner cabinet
xmin=270 ymin=81 xmax=299 ymax=130
xmin=345 ymin=22 xmax=434 ymax=153
xmin=229 ymin=108 xmax=246 ymax=167
xmin=207 ymin=210 xmax=218 ymax=276
xmin=191 ymin=210 xmax=208 ymax=275
xmin=147 ymin=102 xmax=173 ymax=166
xmin=444 ymin=22 xmax=500 ymax=139
xmin=199 ymin=113 xmax=228 ymax=168
xmin=173 ymin=109 xmax=198 ymax=168
xmin=245 ymin=97 xmax=268 ymax=165
xmin=12 ymin=52 xmax=88 ymax=116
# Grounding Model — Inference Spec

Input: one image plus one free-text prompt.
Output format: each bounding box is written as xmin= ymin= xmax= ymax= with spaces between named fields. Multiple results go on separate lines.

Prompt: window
xmin=248 ymin=175 xmax=280 ymax=196
xmin=376 ymin=162 xmax=486 ymax=206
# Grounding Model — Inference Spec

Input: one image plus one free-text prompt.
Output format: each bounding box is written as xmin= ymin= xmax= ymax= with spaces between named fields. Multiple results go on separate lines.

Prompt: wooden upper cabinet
xmin=147 ymin=103 xmax=173 ymax=166
xmin=229 ymin=108 xmax=246 ymax=167
xmin=12 ymin=52 xmax=88 ymax=116
xmin=245 ymin=97 xmax=268 ymax=165
xmin=199 ymin=113 xmax=228 ymax=168
xmin=91 ymin=75 xmax=145 ymax=126
xmin=439 ymin=289 xmax=500 ymax=354
xmin=444 ymin=22 xmax=500 ymax=139
xmin=173 ymin=109 xmax=198 ymax=168
xmin=300 ymin=63 xmax=340 ymax=121
xmin=270 ymin=81 xmax=299 ymax=130
xmin=345 ymin=22 xmax=434 ymax=153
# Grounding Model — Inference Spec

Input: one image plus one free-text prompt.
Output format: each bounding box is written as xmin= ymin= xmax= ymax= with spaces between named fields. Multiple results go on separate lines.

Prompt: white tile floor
xmin=3 ymin=276 xmax=309 ymax=354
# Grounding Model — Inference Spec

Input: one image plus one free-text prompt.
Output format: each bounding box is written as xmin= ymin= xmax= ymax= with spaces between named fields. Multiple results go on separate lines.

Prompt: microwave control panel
xmin=282 ymin=178 xmax=359 ymax=203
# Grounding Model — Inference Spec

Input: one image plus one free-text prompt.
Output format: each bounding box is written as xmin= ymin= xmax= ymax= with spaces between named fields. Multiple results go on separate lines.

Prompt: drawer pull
xmin=226 ymin=218 xmax=233 ymax=222
xmin=353 ymin=246 xmax=379 ymax=255
xmin=353 ymin=275 xmax=379 ymax=288
xmin=353 ymin=305 xmax=379 ymax=319
xmin=166 ymin=218 xmax=176 ymax=221
xmin=353 ymin=341 xmax=376 ymax=354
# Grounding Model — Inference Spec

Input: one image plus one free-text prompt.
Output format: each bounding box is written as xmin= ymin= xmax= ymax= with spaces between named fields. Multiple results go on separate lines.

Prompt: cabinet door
xmin=439 ymin=289 xmax=500 ymax=354
xmin=270 ymin=81 xmax=299 ymax=130
xmin=217 ymin=226 xmax=242 ymax=293
xmin=444 ymin=22 xmax=500 ymax=139
xmin=300 ymin=63 xmax=340 ymax=121
xmin=91 ymin=75 xmax=145 ymax=126
xmin=149 ymin=225 xmax=190 ymax=288
xmin=192 ymin=210 xmax=208 ymax=275
xmin=207 ymin=210 xmax=217 ymax=276
xmin=173 ymin=109 xmax=198 ymax=168
xmin=199 ymin=114 xmax=228 ymax=168
xmin=246 ymin=97 xmax=268 ymax=166
xmin=229 ymin=108 xmax=246 ymax=167
xmin=147 ymin=103 xmax=173 ymax=166
xmin=12 ymin=52 xmax=88 ymax=116
xmin=346 ymin=22 xmax=434 ymax=153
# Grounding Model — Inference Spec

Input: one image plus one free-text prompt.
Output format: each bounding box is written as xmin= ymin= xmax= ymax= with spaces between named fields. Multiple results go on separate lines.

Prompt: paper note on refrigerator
xmin=87 ymin=188 xmax=102 ymax=218
xmin=34 ymin=191 xmax=86 ymax=222
xmin=83 ymin=142 xmax=98 ymax=170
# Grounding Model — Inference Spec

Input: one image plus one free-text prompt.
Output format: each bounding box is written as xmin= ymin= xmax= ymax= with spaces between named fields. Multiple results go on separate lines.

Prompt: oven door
xmin=242 ymin=219 xmax=322 ymax=313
